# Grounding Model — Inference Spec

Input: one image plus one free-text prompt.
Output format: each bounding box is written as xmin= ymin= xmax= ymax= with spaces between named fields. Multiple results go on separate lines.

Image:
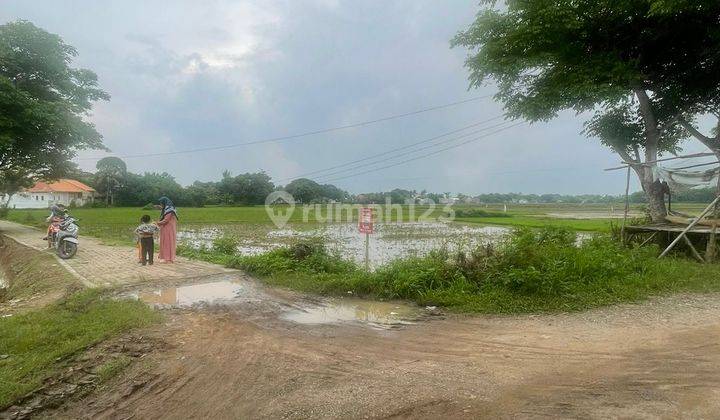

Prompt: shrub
xmin=373 ymin=250 xmax=469 ymax=299
xmin=469 ymin=228 xmax=652 ymax=296
xmin=228 ymin=238 xmax=356 ymax=276
xmin=0 ymin=206 xmax=8 ymax=218
xmin=209 ymin=227 xmax=707 ymax=313
xmin=212 ymin=235 xmax=239 ymax=255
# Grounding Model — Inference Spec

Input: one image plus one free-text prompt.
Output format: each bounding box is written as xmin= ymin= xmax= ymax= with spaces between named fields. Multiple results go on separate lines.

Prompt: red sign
xmin=358 ymin=207 xmax=374 ymax=234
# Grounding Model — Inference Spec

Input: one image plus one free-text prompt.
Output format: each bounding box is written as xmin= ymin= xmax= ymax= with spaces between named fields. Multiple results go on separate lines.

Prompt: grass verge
xmin=456 ymin=216 xmax=613 ymax=232
xmin=0 ymin=289 xmax=160 ymax=409
xmin=181 ymin=228 xmax=720 ymax=314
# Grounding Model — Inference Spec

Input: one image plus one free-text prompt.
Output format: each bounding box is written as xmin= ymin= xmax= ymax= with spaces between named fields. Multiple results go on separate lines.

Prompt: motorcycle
xmin=47 ymin=215 xmax=80 ymax=259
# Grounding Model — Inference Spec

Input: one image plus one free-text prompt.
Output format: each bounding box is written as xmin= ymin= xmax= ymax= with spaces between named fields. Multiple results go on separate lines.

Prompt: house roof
xmin=27 ymin=179 xmax=95 ymax=193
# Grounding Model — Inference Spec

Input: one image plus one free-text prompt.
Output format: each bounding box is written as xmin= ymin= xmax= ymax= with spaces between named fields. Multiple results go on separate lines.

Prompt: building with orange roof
xmin=2 ymin=179 xmax=96 ymax=209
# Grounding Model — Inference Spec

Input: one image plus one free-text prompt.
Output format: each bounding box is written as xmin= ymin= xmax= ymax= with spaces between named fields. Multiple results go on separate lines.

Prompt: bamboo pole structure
xmin=659 ymin=195 xmax=720 ymax=259
xmin=620 ymin=165 xmax=631 ymax=243
xmin=682 ymin=235 xmax=705 ymax=263
xmin=604 ymin=152 xmax=717 ymax=171
xmin=667 ymin=161 xmax=720 ymax=171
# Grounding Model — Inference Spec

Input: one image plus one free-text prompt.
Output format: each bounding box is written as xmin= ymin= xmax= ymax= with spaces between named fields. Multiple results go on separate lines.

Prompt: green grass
xmin=0 ymin=290 xmax=160 ymax=409
xmin=2 ymin=205 xmax=447 ymax=245
xmin=184 ymin=229 xmax=720 ymax=314
xmin=6 ymin=203 xmax=706 ymax=247
xmin=456 ymin=216 xmax=614 ymax=232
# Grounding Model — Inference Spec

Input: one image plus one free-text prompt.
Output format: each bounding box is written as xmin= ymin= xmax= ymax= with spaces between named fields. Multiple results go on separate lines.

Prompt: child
xmin=135 ymin=215 xmax=159 ymax=266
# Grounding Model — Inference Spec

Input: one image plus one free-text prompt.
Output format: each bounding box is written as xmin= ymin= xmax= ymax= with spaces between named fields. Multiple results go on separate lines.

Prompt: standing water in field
xmin=178 ymin=222 xmax=510 ymax=269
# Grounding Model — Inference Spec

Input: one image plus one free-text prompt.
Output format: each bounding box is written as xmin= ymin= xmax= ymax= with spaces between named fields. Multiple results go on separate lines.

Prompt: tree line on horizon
xmin=64 ymin=157 xmax=713 ymax=208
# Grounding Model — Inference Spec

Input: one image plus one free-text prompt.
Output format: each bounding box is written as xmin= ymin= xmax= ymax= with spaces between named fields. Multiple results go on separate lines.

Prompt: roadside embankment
xmin=0 ymin=234 xmax=79 ymax=312
xmin=0 ymin=232 xmax=160 ymax=415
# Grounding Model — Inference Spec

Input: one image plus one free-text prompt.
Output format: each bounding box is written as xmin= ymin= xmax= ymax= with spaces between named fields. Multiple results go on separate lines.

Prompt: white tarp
xmin=653 ymin=165 xmax=720 ymax=192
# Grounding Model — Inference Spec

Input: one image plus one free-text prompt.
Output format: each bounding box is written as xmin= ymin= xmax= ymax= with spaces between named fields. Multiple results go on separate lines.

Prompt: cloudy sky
xmin=2 ymin=1 xmax=712 ymax=194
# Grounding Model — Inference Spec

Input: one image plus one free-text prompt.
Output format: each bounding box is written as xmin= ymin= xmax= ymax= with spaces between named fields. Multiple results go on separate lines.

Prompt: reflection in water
xmin=179 ymin=222 xmax=511 ymax=269
xmin=136 ymin=280 xmax=245 ymax=306
xmin=128 ymin=279 xmax=424 ymax=330
xmin=282 ymin=299 xmax=421 ymax=329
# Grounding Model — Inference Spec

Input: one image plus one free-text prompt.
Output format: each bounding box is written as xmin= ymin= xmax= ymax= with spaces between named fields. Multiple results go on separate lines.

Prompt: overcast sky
xmin=2 ymin=1 xmax=713 ymax=194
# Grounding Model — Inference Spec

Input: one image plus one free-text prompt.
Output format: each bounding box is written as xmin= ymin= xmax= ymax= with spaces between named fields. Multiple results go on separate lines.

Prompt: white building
xmin=2 ymin=179 xmax=96 ymax=209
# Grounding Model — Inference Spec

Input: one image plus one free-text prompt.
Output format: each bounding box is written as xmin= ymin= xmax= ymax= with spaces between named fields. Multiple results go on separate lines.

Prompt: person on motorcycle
xmin=43 ymin=204 xmax=67 ymax=241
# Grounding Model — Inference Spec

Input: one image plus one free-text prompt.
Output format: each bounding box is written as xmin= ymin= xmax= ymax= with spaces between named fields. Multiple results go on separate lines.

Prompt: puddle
xmin=282 ymin=298 xmax=424 ymax=329
xmin=130 ymin=279 xmax=262 ymax=307
xmin=126 ymin=277 xmax=430 ymax=330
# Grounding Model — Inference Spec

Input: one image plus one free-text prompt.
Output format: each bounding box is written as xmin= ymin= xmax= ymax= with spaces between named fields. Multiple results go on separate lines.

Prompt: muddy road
xmin=41 ymin=274 xmax=720 ymax=420
xmin=3 ymin=220 xmax=719 ymax=419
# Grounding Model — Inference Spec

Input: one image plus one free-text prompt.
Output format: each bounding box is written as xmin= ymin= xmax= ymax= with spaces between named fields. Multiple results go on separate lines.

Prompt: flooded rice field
xmin=128 ymin=276 xmax=428 ymax=329
xmin=178 ymin=221 xmax=510 ymax=269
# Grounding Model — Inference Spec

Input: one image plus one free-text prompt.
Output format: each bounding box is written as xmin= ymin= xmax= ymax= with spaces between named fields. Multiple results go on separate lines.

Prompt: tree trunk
xmin=642 ymin=178 xmax=668 ymax=222
xmin=632 ymin=88 xmax=668 ymax=222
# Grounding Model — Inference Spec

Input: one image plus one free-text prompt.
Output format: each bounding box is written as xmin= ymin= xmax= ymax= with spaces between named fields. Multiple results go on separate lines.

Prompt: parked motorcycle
xmin=47 ymin=215 xmax=80 ymax=259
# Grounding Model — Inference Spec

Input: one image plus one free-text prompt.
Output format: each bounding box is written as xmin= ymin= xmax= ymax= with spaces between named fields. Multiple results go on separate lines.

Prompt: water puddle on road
xmin=282 ymin=299 xmax=425 ymax=330
xmin=131 ymin=279 xmax=261 ymax=307
xmin=128 ymin=277 xmax=429 ymax=330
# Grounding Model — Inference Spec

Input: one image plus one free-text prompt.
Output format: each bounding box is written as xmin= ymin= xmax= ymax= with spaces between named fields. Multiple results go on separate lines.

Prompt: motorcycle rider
xmin=43 ymin=204 xmax=67 ymax=241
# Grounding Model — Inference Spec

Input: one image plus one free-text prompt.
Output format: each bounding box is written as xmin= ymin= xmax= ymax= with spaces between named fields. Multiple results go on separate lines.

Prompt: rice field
xmin=2 ymin=202 xmax=706 ymax=267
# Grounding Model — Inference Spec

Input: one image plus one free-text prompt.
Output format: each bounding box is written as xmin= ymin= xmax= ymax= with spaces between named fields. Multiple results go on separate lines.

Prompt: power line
xmin=78 ymin=94 xmax=493 ymax=161
xmin=359 ymin=167 xmax=593 ymax=183
xmin=276 ymin=115 xmax=506 ymax=183
xmin=311 ymin=119 xmax=511 ymax=183
xmin=318 ymin=121 xmax=526 ymax=183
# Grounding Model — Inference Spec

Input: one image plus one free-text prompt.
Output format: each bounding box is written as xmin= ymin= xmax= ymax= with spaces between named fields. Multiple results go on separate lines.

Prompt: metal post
xmin=659 ymin=195 xmax=720 ymax=259
xmin=364 ymin=232 xmax=370 ymax=271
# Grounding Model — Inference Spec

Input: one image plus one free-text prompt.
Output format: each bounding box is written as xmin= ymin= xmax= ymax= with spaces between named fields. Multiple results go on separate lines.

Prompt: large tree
xmin=95 ymin=157 xmax=127 ymax=206
xmin=0 ymin=21 xmax=109 ymax=201
xmin=452 ymin=0 xmax=720 ymax=221
xmin=218 ymin=171 xmax=276 ymax=205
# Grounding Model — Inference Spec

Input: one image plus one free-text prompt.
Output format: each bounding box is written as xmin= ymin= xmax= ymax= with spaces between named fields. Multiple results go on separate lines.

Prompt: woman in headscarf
xmin=156 ymin=196 xmax=178 ymax=263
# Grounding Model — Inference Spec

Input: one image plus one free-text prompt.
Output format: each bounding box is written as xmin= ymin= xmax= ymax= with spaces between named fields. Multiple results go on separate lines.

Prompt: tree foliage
xmin=0 ymin=21 xmax=109 ymax=198
xmin=452 ymin=1 xmax=720 ymax=220
xmin=283 ymin=178 xmax=350 ymax=204
xmin=218 ymin=171 xmax=275 ymax=205
xmin=95 ymin=157 xmax=127 ymax=205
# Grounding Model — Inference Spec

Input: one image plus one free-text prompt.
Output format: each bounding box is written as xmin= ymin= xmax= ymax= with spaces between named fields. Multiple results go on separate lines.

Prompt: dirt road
xmin=2 ymin=220 xmax=720 ymax=419
xmin=44 ymin=283 xmax=719 ymax=419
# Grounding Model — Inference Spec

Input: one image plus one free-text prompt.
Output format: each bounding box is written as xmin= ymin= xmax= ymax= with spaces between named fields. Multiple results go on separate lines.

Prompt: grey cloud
xmin=0 ymin=0 xmax=688 ymax=194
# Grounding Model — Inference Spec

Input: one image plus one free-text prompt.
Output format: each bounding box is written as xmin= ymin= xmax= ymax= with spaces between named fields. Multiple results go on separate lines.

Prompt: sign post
xmin=358 ymin=207 xmax=374 ymax=271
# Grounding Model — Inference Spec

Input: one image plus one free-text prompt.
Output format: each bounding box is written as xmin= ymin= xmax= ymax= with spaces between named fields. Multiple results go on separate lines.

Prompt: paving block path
xmin=0 ymin=220 xmax=234 ymax=287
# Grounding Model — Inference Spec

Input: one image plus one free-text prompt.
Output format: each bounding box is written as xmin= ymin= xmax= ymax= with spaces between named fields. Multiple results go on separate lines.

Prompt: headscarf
xmin=158 ymin=196 xmax=178 ymax=221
